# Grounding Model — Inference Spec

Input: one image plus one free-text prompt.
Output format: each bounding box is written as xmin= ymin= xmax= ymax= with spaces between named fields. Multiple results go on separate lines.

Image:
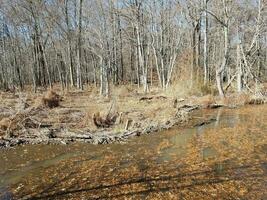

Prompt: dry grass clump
xmin=199 ymin=84 xmax=217 ymax=96
xmin=241 ymin=94 xmax=255 ymax=105
xmin=112 ymin=85 xmax=137 ymax=98
xmin=220 ymin=93 xmax=252 ymax=106
xmin=35 ymin=90 xmax=63 ymax=109
xmin=77 ymin=112 xmax=95 ymax=129
xmin=218 ymin=93 xmax=266 ymax=106
xmin=245 ymin=95 xmax=266 ymax=105
xmin=247 ymin=98 xmax=265 ymax=105
xmin=79 ymin=101 xmax=121 ymax=129
xmin=195 ymin=95 xmax=216 ymax=108
xmin=262 ymin=82 xmax=267 ymax=94
xmin=93 ymin=112 xmax=118 ymax=128
xmin=0 ymin=118 xmax=11 ymax=131
xmin=163 ymin=82 xmax=189 ymax=98
xmin=164 ymin=79 xmax=217 ymax=99
xmin=57 ymin=111 xmax=84 ymax=124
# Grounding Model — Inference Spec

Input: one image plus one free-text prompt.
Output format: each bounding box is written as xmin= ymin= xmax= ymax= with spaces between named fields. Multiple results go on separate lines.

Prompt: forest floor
xmin=0 ymin=84 xmax=266 ymax=148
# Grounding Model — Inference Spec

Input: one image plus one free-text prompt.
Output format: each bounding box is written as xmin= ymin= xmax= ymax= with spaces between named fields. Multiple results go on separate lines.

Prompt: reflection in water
xmin=215 ymin=108 xmax=222 ymax=127
xmin=0 ymin=105 xmax=266 ymax=199
xmin=0 ymin=187 xmax=14 ymax=200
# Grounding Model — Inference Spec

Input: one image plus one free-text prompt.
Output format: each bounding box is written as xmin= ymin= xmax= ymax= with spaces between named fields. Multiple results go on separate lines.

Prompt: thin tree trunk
xmin=65 ymin=0 xmax=74 ymax=87
xmin=203 ymin=0 xmax=209 ymax=85
xmin=76 ymin=0 xmax=83 ymax=90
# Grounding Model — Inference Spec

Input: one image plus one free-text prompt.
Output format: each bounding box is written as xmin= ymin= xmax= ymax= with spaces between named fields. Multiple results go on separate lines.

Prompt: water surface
xmin=0 ymin=105 xmax=266 ymax=199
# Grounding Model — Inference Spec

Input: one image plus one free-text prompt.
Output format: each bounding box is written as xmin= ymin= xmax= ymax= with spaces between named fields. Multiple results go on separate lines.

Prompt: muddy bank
xmin=0 ymin=90 xmax=266 ymax=149
xmin=0 ymin=104 xmax=202 ymax=148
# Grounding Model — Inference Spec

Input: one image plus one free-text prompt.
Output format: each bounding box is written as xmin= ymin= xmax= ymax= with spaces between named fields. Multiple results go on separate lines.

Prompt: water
xmin=0 ymin=105 xmax=266 ymax=199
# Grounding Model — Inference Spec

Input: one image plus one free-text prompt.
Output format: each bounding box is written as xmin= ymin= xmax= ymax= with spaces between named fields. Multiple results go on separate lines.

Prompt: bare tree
xmin=0 ymin=0 xmax=265 ymax=95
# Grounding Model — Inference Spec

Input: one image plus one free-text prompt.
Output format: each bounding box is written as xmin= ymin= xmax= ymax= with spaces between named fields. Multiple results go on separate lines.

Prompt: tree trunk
xmin=65 ymin=0 xmax=74 ymax=87
xmin=203 ymin=0 xmax=209 ymax=85
xmin=215 ymin=0 xmax=229 ymax=97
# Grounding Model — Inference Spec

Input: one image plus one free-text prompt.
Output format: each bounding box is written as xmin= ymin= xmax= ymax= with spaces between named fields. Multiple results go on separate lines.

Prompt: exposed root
xmin=139 ymin=97 xmax=153 ymax=101
xmin=194 ymin=118 xmax=216 ymax=127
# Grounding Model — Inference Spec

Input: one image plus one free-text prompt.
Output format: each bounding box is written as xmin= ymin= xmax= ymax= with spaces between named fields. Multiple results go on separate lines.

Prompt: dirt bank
xmin=0 ymin=86 xmax=266 ymax=148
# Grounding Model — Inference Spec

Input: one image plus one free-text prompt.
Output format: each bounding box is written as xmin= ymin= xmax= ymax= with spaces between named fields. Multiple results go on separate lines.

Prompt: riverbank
xmin=0 ymin=85 xmax=266 ymax=148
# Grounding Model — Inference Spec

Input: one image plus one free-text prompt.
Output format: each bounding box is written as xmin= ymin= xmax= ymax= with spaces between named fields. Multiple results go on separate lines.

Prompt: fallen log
xmin=139 ymin=96 xmax=167 ymax=101
xmin=207 ymin=104 xmax=224 ymax=109
xmin=194 ymin=118 xmax=217 ymax=127
xmin=139 ymin=97 xmax=153 ymax=101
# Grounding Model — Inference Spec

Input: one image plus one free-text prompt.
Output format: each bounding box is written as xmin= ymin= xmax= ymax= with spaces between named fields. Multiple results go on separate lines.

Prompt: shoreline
xmin=0 ymin=104 xmax=201 ymax=148
xmin=0 ymin=89 xmax=266 ymax=149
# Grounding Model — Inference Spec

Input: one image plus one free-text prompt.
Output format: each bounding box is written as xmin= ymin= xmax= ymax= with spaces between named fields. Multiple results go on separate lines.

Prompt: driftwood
xmin=139 ymin=97 xmax=153 ymax=101
xmin=206 ymin=104 xmax=224 ymax=109
xmin=173 ymin=98 xmax=185 ymax=108
xmin=155 ymin=96 xmax=168 ymax=100
xmin=139 ymin=96 xmax=167 ymax=102
xmin=177 ymin=105 xmax=199 ymax=112
xmin=194 ymin=118 xmax=216 ymax=127
xmin=124 ymin=119 xmax=133 ymax=130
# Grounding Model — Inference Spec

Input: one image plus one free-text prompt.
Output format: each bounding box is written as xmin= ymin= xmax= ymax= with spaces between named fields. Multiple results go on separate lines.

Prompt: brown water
xmin=0 ymin=105 xmax=266 ymax=199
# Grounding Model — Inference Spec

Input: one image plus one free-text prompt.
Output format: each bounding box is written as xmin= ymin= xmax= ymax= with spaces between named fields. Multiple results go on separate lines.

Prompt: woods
xmin=0 ymin=0 xmax=266 ymax=96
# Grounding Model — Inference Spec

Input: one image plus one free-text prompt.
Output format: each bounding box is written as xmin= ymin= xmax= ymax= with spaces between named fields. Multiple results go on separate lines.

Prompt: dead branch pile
xmin=175 ymin=105 xmax=200 ymax=123
xmin=93 ymin=112 xmax=118 ymax=128
xmin=0 ymin=112 xmax=41 ymax=136
xmin=139 ymin=96 xmax=167 ymax=102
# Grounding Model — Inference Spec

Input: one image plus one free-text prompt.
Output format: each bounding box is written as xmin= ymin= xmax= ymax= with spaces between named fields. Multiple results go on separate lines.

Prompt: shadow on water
xmin=0 ymin=187 xmax=14 ymax=200
xmin=24 ymin=162 xmax=265 ymax=199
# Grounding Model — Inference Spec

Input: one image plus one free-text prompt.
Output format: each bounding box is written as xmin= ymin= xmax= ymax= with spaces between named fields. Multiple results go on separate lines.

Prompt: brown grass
xmin=199 ymin=84 xmax=218 ymax=96
xmin=200 ymin=95 xmax=216 ymax=108
xmin=219 ymin=93 xmax=251 ymax=106
xmin=34 ymin=90 xmax=62 ymax=109
xmin=0 ymin=118 xmax=11 ymax=131
xmin=111 ymin=85 xmax=137 ymax=98
xmin=0 ymin=83 xmax=266 ymax=138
